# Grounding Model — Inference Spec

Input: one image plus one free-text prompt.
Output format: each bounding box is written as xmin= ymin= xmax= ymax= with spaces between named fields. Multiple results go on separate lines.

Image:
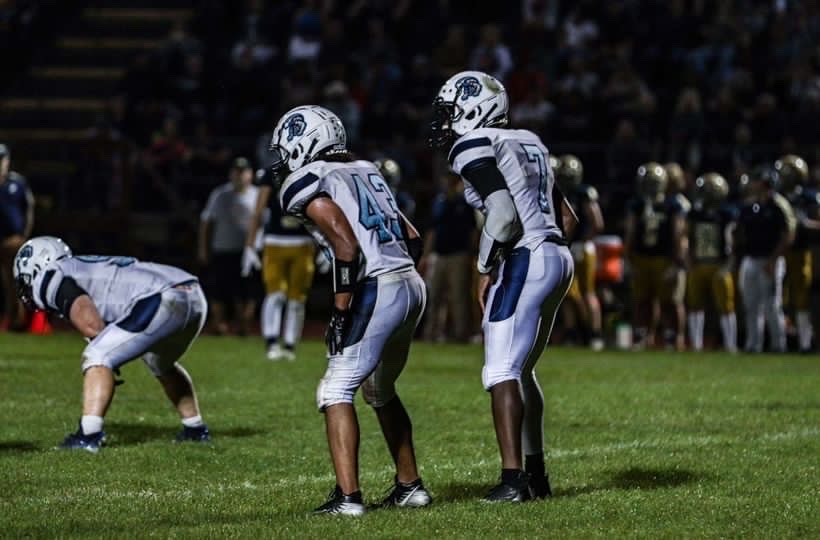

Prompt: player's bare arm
xmin=305 ymin=195 xmax=360 ymax=311
xmin=69 ymin=295 xmax=105 ymax=339
xmin=583 ymin=198 xmax=604 ymax=240
xmin=769 ymin=194 xmax=797 ymax=274
xmin=399 ymin=211 xmax=423 ymax=266
xmin=561 ymin=197 xmax=579 ymax=239
xmin=673 ymin=213 xmax=689 ymax=269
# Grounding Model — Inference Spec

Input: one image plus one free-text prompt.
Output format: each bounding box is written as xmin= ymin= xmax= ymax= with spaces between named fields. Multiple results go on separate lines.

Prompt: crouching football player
xmin=431 ymin=71 xmax=576 ymax=502
xmin=13 ymin=236 xmax=210 ymax=452
xmin=269 ymin=105 xmax=430 ymax=515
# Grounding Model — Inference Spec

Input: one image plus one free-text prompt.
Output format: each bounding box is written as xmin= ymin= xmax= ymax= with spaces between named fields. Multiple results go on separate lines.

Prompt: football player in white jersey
xmin=13 ymin=237 xmax=209 ymax=452
xmin=430 ymin=71 xmax=577 ymax=502
xmin=268 ymin=105 xmax=430 ymax=515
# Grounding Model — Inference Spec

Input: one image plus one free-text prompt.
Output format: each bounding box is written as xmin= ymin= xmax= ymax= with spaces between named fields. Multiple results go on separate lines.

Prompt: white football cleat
xmin=280 ymin=348 xmax=296 ymax=362
xmin=267 ymin=343 xmax=284 ymax=361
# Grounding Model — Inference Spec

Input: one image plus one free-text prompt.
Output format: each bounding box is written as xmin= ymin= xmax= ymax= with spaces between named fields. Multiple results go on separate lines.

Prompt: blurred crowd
xmin=6 ymin=0 xmax=820 ymax=348
xmin=93 ymin=0 xmax=820 ymax=225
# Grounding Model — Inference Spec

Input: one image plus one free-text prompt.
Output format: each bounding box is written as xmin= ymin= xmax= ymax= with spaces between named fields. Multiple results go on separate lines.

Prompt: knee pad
xmin=80 ymin=347 xmax=113 ymax=374
xmin=316 ymin=356 xmax=359 ymax=411
xmin=482 ymin=364 xmax=521 ymax=391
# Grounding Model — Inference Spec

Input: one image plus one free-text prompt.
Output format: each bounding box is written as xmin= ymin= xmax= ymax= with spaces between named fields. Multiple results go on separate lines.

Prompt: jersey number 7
xmin=353 ymin=173 xmax=404 ymax=243
xmin=521 ymin=143 xmax=551 ymax=214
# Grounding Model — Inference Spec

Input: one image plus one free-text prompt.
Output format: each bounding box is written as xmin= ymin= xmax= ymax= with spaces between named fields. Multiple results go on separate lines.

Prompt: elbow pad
xmin=477 ymin=190 xmax=521 ymax=273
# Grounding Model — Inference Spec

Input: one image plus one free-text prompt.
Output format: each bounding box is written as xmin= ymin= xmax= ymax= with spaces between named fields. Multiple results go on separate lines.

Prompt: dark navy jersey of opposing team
xmin=688 ymin=205 xmax=737 ymax=264
xmin=0 ymin=171 xmax=32 ymax=237
xmin=628 ymin=196 xmax=686 ymax=257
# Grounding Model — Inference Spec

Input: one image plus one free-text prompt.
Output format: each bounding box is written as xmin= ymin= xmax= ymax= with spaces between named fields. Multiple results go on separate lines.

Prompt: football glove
xmin=325 ymin=308 xmax=351 ymax=356
xmin=240 ymin=246 xmax=262 ymax=277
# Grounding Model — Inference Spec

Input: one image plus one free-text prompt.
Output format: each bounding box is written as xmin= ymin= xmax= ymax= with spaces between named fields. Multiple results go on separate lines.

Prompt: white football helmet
xmin=430 ymin=70 xmax=509 ymax=148
xmin=13 ymin=236 xmax=73 ymax=308
xmin=268 ymin=105 xmax=347 ymax=183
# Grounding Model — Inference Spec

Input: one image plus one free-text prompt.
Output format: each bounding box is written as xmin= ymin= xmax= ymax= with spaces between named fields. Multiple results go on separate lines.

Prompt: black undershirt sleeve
xmin=54 ymin=277 xmax=88 ymax=319
xmin=460 ymin=158 xmax=507 ymax=201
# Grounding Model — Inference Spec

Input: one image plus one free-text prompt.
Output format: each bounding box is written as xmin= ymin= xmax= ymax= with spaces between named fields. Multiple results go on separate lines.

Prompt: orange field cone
xmin=29 ymin=310 xmax=52 ymax=335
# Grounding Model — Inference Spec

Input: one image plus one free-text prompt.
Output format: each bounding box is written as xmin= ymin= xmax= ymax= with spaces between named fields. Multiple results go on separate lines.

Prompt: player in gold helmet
xmin=557 ymin=155 xmax=605 ymax=350
xmin=625 ymin=162 xmax=689 ymax=350
xmin=686 ymin=172 xmax=738 ymax=352
xmin=775 ymin=154 xmax=820 ymax=352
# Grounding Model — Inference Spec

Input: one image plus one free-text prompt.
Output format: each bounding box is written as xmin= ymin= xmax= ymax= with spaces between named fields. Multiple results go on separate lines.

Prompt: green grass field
xmin=1 ymin=333 xmax=819 ymax=538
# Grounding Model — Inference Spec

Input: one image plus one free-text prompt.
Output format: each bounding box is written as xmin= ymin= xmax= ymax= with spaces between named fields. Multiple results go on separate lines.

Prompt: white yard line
xmin=20 ymin=426 xmax=820 ymax=506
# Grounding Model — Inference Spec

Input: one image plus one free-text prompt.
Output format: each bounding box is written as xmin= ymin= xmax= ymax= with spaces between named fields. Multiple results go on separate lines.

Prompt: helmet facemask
xmin=429 ymin=97 xmax=459 ymax=149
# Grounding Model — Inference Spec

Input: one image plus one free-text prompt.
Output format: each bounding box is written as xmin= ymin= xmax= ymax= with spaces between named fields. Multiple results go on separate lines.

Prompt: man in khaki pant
xmin=421 ymin=172 xmax=477 ymax=342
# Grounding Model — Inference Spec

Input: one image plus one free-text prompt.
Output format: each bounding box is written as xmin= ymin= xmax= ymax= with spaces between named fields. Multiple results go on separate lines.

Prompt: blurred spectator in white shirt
xmin=470 ymin=24 xmax=513 ymax=81
xmin=198 ymin=157 xmax=260 ymax=335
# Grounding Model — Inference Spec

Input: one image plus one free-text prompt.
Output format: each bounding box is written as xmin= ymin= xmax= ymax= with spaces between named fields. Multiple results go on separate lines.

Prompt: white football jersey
xmin=279 ymin=160 xmax=415 ymax=279
xmin=449 ymin=127 xmax=563 ymax=249
xmin=31 ymin=256 xmax=197 ymax=323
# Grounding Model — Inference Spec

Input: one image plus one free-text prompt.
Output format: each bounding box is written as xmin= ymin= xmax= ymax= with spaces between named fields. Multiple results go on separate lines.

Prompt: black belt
xmin=544 ymin=235 xmax=568 ymax=247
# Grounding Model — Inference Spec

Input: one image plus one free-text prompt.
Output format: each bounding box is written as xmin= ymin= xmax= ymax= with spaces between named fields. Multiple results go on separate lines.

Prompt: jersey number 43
xmin=353 ymin=173 xmax=404 ymax=244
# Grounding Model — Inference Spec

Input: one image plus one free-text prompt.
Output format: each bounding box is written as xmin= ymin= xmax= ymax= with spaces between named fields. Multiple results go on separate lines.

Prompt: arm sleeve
xmin=53 ymin=277 xmax=88 ymax=319
xmin=460 ymin=154 xmax=521 ymax=274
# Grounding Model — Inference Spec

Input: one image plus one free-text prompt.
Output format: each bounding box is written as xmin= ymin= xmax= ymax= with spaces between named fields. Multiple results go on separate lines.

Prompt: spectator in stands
xmin=0 ymin=144 xmax=33 ymax=330
xmin=231 ymin=0 xmax=276 ymax=66
xmin=434 ymin=25 xmax=468 ymax=78
xmin=669 ymin=87 xmax=704 ymax=169
xmin=470 ymin=24 xmax=513 ymax=81
xmin=322 ymin=80 xmax=361 ymax=144
xmin=287 ymin=4 xmax=322 ymax=63
xmin=511 ymin=86 xmax=555 ymax=134
xmin=198 ymin=157 xmax=259 ymax=335
xmin=562 ymin=5 xmax=600 ymax=52
xmin=77 ymin=116 xmax=132 ymax=212
xmin=422 ymin=172 xmax=477 ymax=343
xmin=142 ymin=114 xmax=191 ymax=212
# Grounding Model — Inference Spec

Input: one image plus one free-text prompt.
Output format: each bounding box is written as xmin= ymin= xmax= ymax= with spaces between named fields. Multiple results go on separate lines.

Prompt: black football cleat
xmin=378 ymin=477 xmax=432 ymax=508
xmin=175 ymin=425 xmax=210 ymax=443
xmin=58 ymin=425 xmax=105 ymax=453
xmin=483 ymin=471 xmax=533 ymax=503
xmin=313 ymin=485 xmax=366 ymax=516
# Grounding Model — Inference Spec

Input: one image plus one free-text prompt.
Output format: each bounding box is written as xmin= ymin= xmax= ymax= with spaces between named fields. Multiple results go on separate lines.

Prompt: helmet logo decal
xmin=455 ymin=76 xmax=482 ymax=101
xmin=283 ymin=113 xmax=307 ymax=142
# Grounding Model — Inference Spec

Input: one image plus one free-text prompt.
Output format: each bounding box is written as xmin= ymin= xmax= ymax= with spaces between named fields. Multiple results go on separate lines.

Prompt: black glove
xmin=325 ymin=308 xmax=352 ymax=356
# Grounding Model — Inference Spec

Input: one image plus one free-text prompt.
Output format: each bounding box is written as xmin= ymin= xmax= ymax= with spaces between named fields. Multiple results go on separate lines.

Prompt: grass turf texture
xmin=0 ymin=334 xmax=819 ymax=538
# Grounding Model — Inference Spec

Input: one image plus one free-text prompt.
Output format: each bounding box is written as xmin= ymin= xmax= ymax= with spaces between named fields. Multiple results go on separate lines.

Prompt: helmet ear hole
xmin=466 ymin=110 xmax=476 ymax=121
xmin=292 ymin=147 xmax=300 ymax=160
